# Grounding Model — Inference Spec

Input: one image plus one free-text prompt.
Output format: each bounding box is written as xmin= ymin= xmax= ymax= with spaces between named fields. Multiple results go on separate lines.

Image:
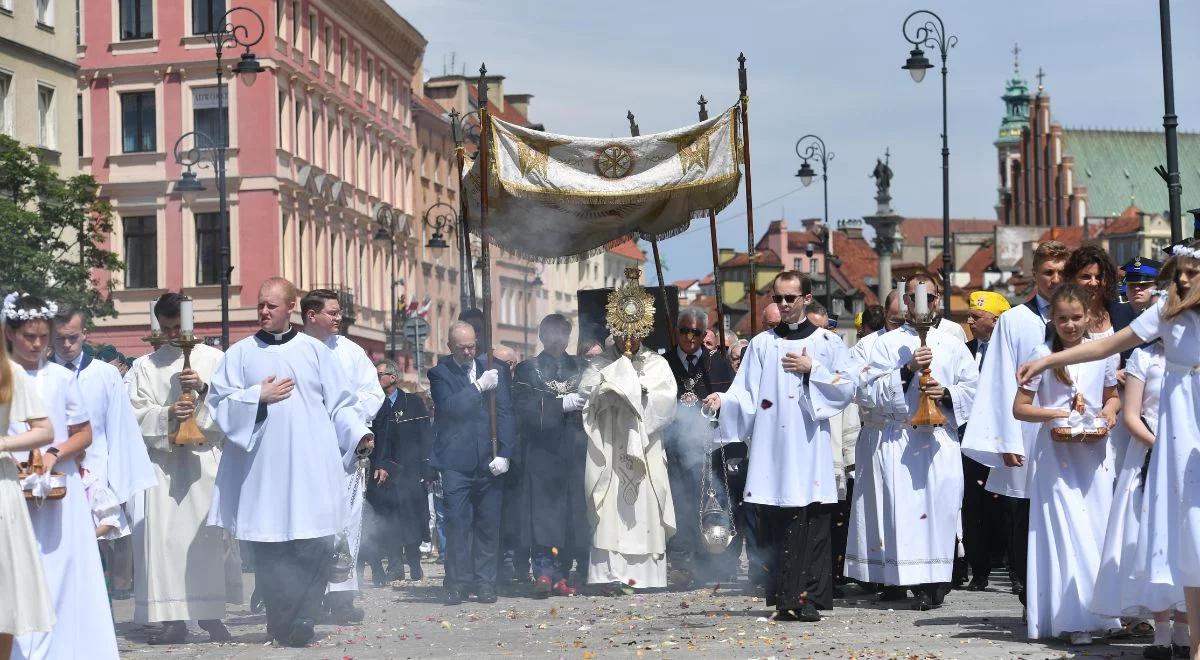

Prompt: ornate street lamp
xmin=902 ymin=9 xmax=956 ymax=319
xmin=171 ymin=6 xmax=264 ymax=349
xmin=795 ymin=134 xmax=835 ymax=318
xmin=423 ymin=201 xmax=456 ymax=250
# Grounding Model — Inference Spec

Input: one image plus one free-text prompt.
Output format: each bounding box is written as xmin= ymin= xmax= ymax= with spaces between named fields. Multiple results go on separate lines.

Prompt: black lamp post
xmin=373 ymin=207 xmax=416 ymax=362
xmin=795 ymin=135 xmax=835 ymax=317
xmin=1157 ymin=0 xmax=1183 ymax=244
xmin=171 ymin=7 xmax=264 ymax=350
xmin=522 ymin=266 xmax=544 ymax=359
xmin=902 ymin=9 xmax=956 ymax=319
xmin=447 ymin=108 xmax=481 ymax=314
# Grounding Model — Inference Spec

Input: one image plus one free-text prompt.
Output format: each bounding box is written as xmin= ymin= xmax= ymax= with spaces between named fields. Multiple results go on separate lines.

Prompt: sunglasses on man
xmin=677 ymin=327 xmax=704 ymax=338
xmin=772 ymin=294 xmax=802 ymax=304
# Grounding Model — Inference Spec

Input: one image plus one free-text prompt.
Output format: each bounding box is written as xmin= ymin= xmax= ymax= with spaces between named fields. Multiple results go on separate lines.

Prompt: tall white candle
xmin=897 ymin=281 xmax=907 ymax=318
xmin=915 ymin=281 xmax=929 ymax=316
xmin=180 ymin=298 xmax=194 ymax=335
xmin=149 ymin=300 xmax=162 ymax=333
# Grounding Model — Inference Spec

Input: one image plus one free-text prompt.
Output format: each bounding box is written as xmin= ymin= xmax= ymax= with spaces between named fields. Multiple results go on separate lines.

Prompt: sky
xmin=391 ymin=0 xmax=1200 ymax=280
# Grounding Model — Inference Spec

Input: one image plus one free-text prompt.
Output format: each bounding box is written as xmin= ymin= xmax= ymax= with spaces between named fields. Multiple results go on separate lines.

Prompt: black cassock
xmin=662 ymin=347 xmax=736 ymax=578
xmin=366 ymin=391 xmax=434 ymax=547
xmin=511 ymin=352 xmax=590 ymax=559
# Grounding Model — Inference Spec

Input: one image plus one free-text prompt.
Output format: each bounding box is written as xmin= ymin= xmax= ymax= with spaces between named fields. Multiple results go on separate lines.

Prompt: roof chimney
xmin=504 ymin=93 xmax=533 ymax=120
xmin=838 ymin=218 xmax=864 ymax=240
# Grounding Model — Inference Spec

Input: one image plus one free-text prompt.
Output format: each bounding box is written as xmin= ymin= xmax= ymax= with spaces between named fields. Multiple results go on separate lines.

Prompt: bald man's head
xmin=258 ymin=277 xmax=298 ymax=332
xmin=761 ymin=303 xmax=782 ymax=330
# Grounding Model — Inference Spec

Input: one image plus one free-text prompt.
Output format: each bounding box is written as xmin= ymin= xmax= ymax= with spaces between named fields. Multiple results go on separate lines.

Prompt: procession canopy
xmin=464 ymin=106 xmax=742 ymax=261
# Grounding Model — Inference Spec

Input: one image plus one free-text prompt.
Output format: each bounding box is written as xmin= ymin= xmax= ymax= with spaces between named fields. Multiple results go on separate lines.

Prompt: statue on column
xmin=870 ymin=149 xmax=893 ymax=201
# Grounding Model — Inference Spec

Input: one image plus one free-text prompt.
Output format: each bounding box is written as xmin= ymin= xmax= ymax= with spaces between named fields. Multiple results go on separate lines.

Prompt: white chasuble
xmin=1021 ymin=342 xmax=1119 ymax=639
xmin=960 ymin=302 xmax=1047 ymax=498
xmin=322 ymin=335 xmax=385 ymax=594
xmin=129 ymin=343 xmax=243 ymax=623
xmin=717 ymin=323 xmax=855 ymax=507
xmin=206 ymin=329 xmax=370 ymax=542
xmin=71 ymin=358 xmax=156 ymax=504
xmin=844 ymin=326 xmax=978 ymax=586
xmin=12 ymin=363 xmax=118 ymax=660
xmin=581 ymin=346 xmax=677 ymax=588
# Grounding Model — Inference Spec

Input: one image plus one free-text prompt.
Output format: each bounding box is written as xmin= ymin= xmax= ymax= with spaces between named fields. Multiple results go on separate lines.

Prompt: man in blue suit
xmin=428 ymin=321 xmax=516 ymax=605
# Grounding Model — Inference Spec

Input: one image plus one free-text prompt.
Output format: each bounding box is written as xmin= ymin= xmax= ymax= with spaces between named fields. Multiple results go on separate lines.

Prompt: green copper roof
xmin=997 ymin=63 xmax=1030 ymax=144
xmin=1063 ymin=128 xmax=1200 ymax=219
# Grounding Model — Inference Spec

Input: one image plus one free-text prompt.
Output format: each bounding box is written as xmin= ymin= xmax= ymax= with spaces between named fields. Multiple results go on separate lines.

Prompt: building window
xmin=0 ymin=0 xmax=13 ymax=12
xmin=324 ymin=25 xmax=332 ymax=67
xmin=74 ymin=0 xmax=80 ymax=43
xmin=275 ymin=0 xmax=283 ymax=31
xmin=366 ymin=58 xmax=373 ymax=100
xmin=339 ymin=37 xmax=347 ymax=80
xmin=123 ymin=216 xmax=157 ymax=288
xmin=120 ymin=91 xmax=156 ymax=153
xmin=192 ymin=0 xmax=226 ymax=35
xmin=119 ymin=0 xmax=152 ymax=40
xmin=290 ymin=0 xmax=299 ymax=43
xmin=308 ymin=13 xmax=317 ymax=57
xmin=793 ymin=258 xmax=802 ymax=271
xmin=195 ymin=212 xmax=225 ymax=285
xmin=192 ymin=86 xmax=228 ymax=147
xmin=37 ymin=85 xmax=56 ymax=149
xmin=277 ymin=89 xmax=285 ymax=148
xmin=76 ymin=94 xmax=83 ymax=155
xmin=0 ymin=72 xmax=11 ymax=137
xmin=809 ymin=258 xmax=817 ymax=275
xmin=36 ymin=0 xmax=53 ymax=27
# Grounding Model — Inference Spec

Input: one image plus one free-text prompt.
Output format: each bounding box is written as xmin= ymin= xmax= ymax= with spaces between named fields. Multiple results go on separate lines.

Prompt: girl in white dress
xmin=4 ymin=293 xmax=119 ymax=660
xmin=1013 ymin=284 xmax=1121 ymax=645
xmin=0 ymin=328 xmax=56 ymax=660
xmin=1018 ymin=243 xmax=1200 ymax=654
xmin=1092 ymin=340 xmax=1189 ymax=658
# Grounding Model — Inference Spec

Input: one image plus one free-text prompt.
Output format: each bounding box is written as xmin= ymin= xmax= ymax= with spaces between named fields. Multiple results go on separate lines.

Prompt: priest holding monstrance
xmin=844 ymin=275 xmax=978 ymax=611
xmin=580 ymin=268 xmax=678 ymax=592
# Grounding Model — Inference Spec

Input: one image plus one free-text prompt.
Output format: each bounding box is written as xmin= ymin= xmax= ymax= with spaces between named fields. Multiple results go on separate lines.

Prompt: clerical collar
xmin=255 ymin=326 xmax=298 ymax=345
xmin=774 ymin=319 xmax=816 ymax=340
xmin=677 ymin=346 xmax=702 ymax=363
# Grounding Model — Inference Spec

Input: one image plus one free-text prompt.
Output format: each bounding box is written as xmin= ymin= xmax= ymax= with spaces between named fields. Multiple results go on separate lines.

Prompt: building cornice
xmin=0 ymin=36 xmax=79 ymax=75
xmin=327 ymin=0 xmax=427 ymax=74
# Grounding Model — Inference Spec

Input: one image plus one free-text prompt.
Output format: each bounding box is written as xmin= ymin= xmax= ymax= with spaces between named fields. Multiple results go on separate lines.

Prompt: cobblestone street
xmin=111 ymin=561 xmax=1149 ymax=659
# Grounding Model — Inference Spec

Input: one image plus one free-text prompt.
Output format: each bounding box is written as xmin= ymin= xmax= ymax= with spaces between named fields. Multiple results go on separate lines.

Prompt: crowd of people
xmin=1 ymin=234 xmax=1198 ymax=657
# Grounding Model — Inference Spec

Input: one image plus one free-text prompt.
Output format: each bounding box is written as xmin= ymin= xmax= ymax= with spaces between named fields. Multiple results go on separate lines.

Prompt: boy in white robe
xmin=845 ymin=276 xmax=978 ymax=611
xmin=300 ymin=289 xmax=384 ymax=624
xmin=207 ymin=278 xmax=373 ymax=647
xmin=705 ymin=271 xmax=855 ymax=621
xmin=127 ymin=293 xmax=242 ymax=644
xmin=961 ymin=240 xmax=1069 ymax=603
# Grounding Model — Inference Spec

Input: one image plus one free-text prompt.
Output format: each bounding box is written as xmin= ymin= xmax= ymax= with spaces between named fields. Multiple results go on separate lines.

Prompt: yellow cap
xmin=854 ymin=312 xmax=863 ymax=331
xmin=968 ymin=290 xmax=1010 ymax=317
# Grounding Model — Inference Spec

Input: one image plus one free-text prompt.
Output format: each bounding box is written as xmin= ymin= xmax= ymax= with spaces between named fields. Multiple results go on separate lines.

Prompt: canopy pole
xmin=626 ymin=110 xmax=676 ymax=349
xmin=478 ymin=64 xmax=498 ymax=458
xmin=697 ymin=95 xmax=727 ymax=352
xmin=738 ymin=53 xmax=758 ymax=336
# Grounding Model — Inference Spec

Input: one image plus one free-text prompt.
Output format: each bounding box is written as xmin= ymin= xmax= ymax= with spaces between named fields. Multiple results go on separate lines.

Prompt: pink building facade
xmin=79 ymin=0 xmax=426 ymax=358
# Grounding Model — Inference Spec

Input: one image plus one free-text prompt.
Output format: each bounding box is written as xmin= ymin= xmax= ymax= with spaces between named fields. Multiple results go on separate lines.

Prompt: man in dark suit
xmin=361 ymin=359 xmax=433 ymax=586
xmin=512 ymin=314 xmax=590 ymax=598
xmin=428 ymin=321 xmax=516 ymax=605
xmin=663 ymin=308 xmax=737 ymax=587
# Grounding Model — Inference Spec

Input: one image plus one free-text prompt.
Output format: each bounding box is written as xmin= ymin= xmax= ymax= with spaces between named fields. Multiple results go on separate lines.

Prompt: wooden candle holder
xmin=909 ymin=315 xmax=948 ymax=428
xmin=169 ymin=334 xmax=207 ymax=446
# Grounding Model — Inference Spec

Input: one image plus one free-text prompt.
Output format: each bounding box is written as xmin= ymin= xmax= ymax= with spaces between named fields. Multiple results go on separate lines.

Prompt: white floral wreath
xmin=1173 ymin=245 xmax=1200 ymax=259
xmin=2 ymin=292 xmax=58 ymax=322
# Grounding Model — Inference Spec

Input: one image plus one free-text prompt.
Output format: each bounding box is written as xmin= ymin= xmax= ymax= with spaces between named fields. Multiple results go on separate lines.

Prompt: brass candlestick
xmin=169 ymin=333 xmax=207 ymax=445
xmin=909 ymin=312 xmax=948 ymax=428
xmin=141 ymin=330 xmax=168 ymax=349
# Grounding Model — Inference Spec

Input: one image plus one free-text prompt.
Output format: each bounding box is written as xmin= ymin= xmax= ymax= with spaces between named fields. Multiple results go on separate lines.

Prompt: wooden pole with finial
xmin=697 ymin=94 xmax=726 ymax=352
xmin=477 ymin=63 xmax=498 ymax=458
xmin=737 ymin=53 xmax=758 ymax=336
xmin=627 ymin=110 xmax=676 ymax=349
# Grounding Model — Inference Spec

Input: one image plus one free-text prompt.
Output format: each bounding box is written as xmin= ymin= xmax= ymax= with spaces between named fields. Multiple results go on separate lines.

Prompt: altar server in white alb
xmin=845 ymin=276 xmax=978 ymax=611
xmin=961 ymin=240 xmax=1070 ymax=604
xmin=128 ymin=293 xmax=242 ymax=644
xmin=49 ymin=303 xmax=156 ymax=598
xmin=4 ymin=293 xmax=118 ymax=660
xmin=1011 ymin=284 xmax=1121 ymax=645
xmin=300 ymin=289 xmax=385 ymax=624
xmin=207 ymin=278 xmax=373 ymax=648
xmin=704 ymin=271 xmax=854 ymax=622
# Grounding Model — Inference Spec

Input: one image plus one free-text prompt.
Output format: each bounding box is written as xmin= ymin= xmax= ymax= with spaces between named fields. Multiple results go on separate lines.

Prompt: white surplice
xmin=1091 ymin=342 xmax=1185 ymax=617
xmin=321 ymin=335 xmax=384 ymax=594
xmin=11 ymin=362 xmax=118 ymax=660
xmin=1021 ymin=341 xmax=1119 ymax=639
xmin=961 ymin=300 xmax=1048 ymax=498
xmin=844 ymin=326 xmax=978 ymax=586
xmin=716 ymin=325 xmax=855 ymax=507
xmin=61 ymin=356 xmax=155 ymax=504
xmin=206 ymin=329 xmax=370 ymax=542
xmin=1127 ymin=302 xmax=1200 ymax=593
xmin=129 ymin=343 xmax=243 ymax=623
xmin=580 ymin=346 xmax=677 ymax=588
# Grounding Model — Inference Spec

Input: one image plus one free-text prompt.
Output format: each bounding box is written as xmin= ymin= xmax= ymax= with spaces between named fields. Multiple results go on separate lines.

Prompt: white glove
xmin=475 ymin=369 xmax=499 ymax=392
xmin=488 ymin=456 xmax=510 ymax=476
xmin=561 ymin=392 xmax=586 ymax=412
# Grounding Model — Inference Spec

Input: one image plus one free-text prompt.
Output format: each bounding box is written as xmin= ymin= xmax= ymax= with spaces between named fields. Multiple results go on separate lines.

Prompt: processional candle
xmin=180 ymin=298 xmax=195 ymax=335
xmin=149 ymin=300 xmax=162 ymax=333
xmin=914 ymin=281 xmax=929 ymax=316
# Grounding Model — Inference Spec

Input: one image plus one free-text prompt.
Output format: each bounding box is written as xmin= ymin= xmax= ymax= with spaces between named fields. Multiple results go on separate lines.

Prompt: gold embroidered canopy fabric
xmin=463 ymin=106 xmax=742 ymax=261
